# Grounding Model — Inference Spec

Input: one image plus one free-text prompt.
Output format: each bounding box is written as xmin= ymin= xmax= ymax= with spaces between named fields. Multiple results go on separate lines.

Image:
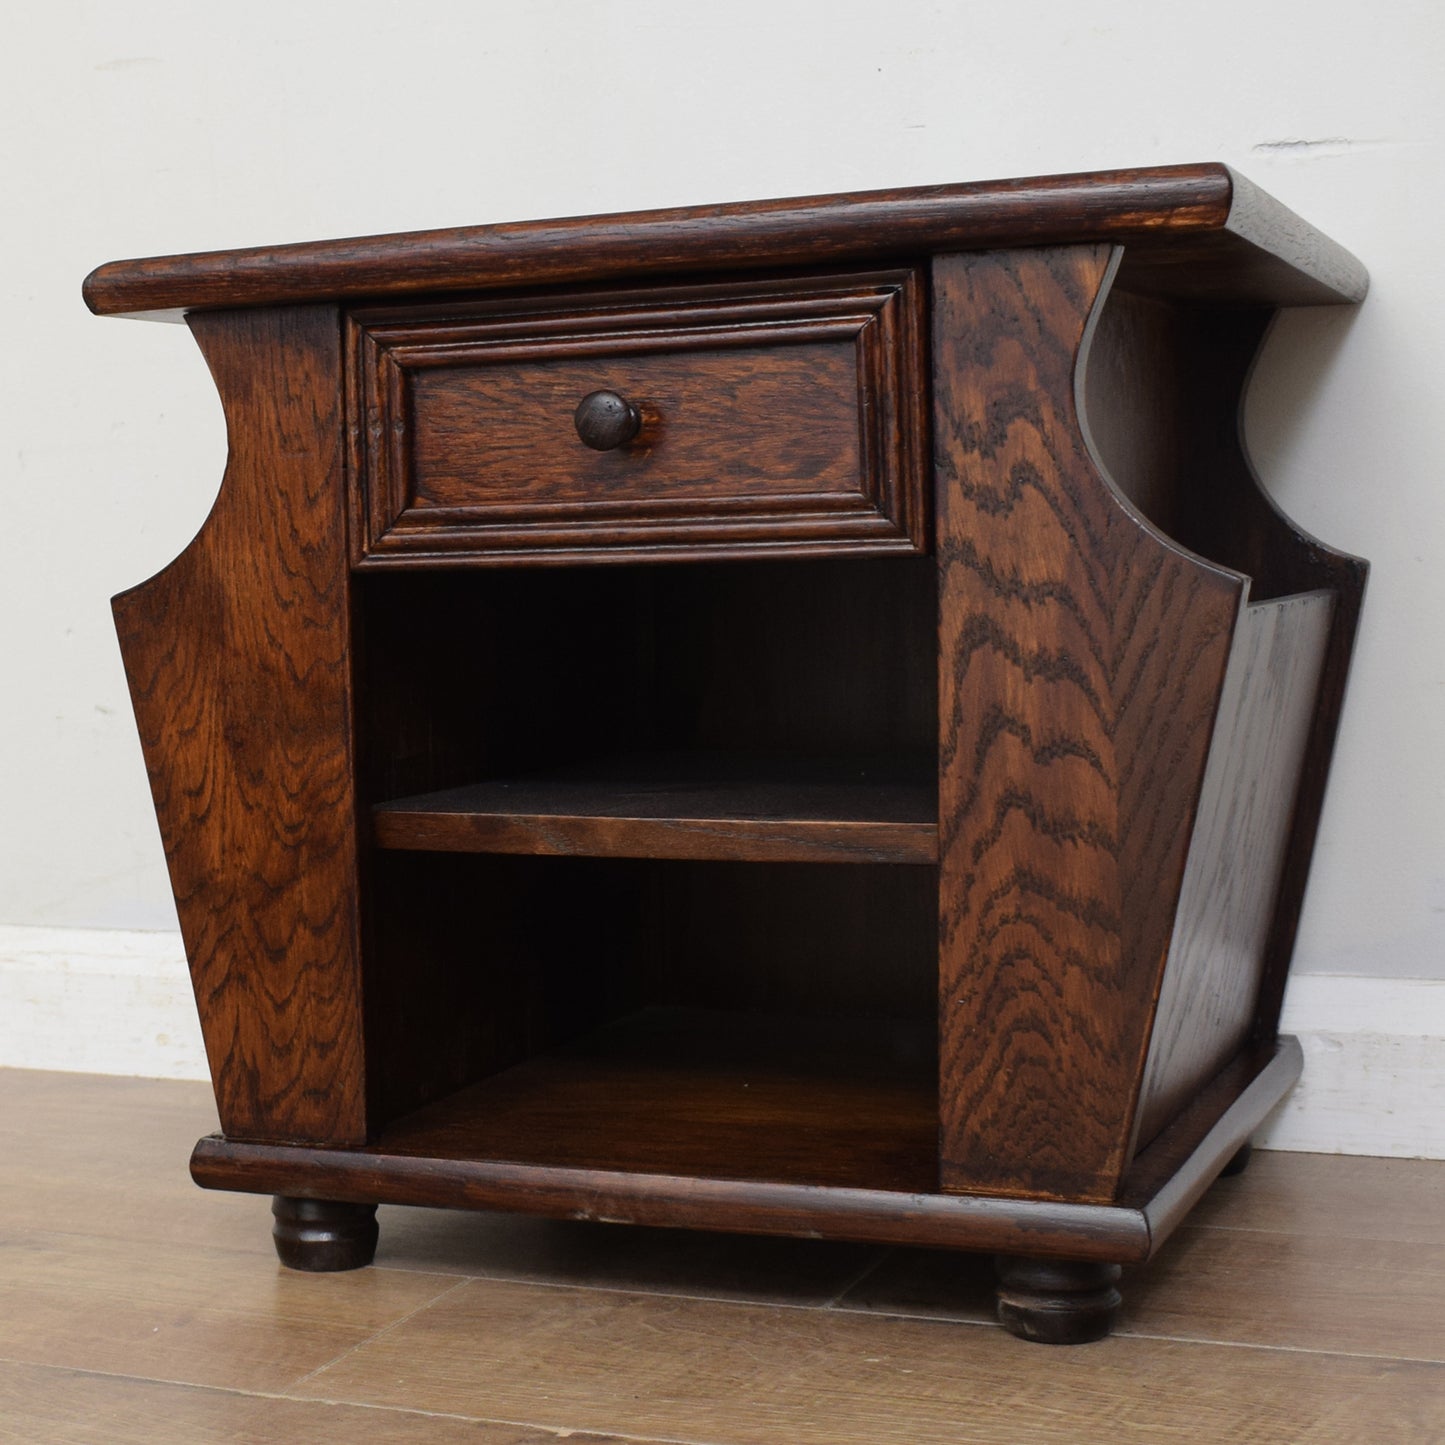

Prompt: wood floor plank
xmin=1123 ymin=1224 xmax=1445 ymax=1362
xmin=0 ymin=1069 xmax=883 ymax=1302
xmin=0 ymin=1230 xmax=460 ymax=1392
xmin=0 ymin=1067 xmax=218 ymax=1153
xmin=1187 ymin=1149 xmax=1445 ymax=1243
xmin=0 ymin=1360 xmax=642 ymax=1445
xmin=6 ymin=1068 xmax=1445 ymax=1443
xmin=836 ymin=1218 xmax=1445 ymax=1361
xmin=0 ymin=1068 xmax=266 ymax=1255
xmin=292 ymin=1277 xmax=1445 ymax=1444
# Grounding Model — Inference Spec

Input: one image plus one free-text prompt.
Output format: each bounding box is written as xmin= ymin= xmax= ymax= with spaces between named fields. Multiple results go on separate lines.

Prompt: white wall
xmin=2 ymin=4 xmax=1441 ymax=998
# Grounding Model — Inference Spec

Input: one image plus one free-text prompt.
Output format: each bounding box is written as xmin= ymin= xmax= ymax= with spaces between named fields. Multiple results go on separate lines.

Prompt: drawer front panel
xmin=349 ymin=271 xmax=927 ymax=565
xmin=410 ymin=341 xmax=862 ymax=510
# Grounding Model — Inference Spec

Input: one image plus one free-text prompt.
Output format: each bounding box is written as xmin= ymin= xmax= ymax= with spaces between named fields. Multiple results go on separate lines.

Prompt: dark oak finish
xmin=1220 ymin=1141 xmax=1254 ymax=1178
xmin=348 ymin=271 xmax=928 ymax=565
xmin=1122 ymin=1038 xmax=1302 ymax=1243
xmin=188 ymin=1036 xmax=1303 ymax=1265
xmin=933 ymin=246 xmax=1242 ymax=1204
xmin=353 ymin=558 xmax=937 ymax=805
xmin=111 ymin=306 xmax=367 ymax=1145
xmin=1134 ymin=593 xmax=1332 ymax=1146
xmin=361 ymin=852 xmax=649 ymax=1133
xmin=193 ymin=1139 xmax=1151 ymax=1263
xmin=350 ymin=554 xmax=938 ymax=1133
xmin=574 ymin=389 xmax=642 ymax=451
xmin=994 ymin=1257 xmax=1123 ymax=1345
xmin=95 ymin=168 xmax=1368 ymax=1345
xmin=1154 ymin=307 xmax=1370 ymax=1053
xmin=370 ymin=1007 xmax=938 ymax=1191
xmin=372 ymin=751 xmax=938 ymax=864
xmin=84 ymin=163 xmax=1365 ymax=320
xmin=270 ymin=1196 xmax=379 ymax=1271
xmin=1081 ymin=290 xmax=1368 ymax=1151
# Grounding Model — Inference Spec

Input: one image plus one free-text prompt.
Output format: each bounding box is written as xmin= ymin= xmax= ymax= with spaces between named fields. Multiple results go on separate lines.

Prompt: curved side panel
xmin=1083 ymin=292 xmax=1369 ymax=607
xmin=112 ymin=305 xmax=365 ymax=1145
xmin=933 ymin=246 xmax=1244 ymax=1204
xmin=1159 ymin=307 xmax=1369 ymax=1042
xmin=1081 ymin=292 xmax=1368 ymax=1132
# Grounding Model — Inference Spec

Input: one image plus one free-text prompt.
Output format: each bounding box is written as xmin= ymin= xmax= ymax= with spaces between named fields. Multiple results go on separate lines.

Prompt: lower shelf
xmin=190 ymin=1030 xmax=1302 ymax=1265
xmin=387 ymin=1007 xmax=938 ymax=1192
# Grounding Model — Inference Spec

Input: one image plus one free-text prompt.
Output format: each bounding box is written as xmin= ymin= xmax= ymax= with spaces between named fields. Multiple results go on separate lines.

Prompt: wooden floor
xmin=1 ymin=1070 xmax=1441 ymax=1444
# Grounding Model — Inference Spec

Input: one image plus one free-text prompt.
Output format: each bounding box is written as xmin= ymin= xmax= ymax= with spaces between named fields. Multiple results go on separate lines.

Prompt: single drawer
xmin=347 ymin=270 xmax=928 ymax=565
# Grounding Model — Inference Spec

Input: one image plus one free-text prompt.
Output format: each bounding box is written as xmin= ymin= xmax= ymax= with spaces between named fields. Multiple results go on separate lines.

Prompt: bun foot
xmin=994 ymin=1256 xmax=1122 ymax=1344
xmin=271 ymin=1196 xmax=379 ymax=1271
xmin=1220 ymin=1140 xmax=1254 ymax=1178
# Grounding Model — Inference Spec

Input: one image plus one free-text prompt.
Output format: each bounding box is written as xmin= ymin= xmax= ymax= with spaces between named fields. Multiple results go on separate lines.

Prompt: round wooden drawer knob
xmin=574 ymin=390 xmax=642 ymax=450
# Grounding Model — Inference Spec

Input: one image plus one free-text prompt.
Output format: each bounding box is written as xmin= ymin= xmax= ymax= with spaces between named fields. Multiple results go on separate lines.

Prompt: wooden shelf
xmin=374 ymin=1007 xmax=940 ymax=1193
xmin=372 ymin=751 xmax=938 ymax=864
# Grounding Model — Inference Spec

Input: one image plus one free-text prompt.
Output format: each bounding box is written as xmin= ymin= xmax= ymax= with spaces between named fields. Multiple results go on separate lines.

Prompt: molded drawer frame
xmin=346 ymin=269 xmax=929 ymax=567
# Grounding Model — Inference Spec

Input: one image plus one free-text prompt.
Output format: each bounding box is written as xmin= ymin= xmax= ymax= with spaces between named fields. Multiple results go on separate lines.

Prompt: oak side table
xmin=86 ymin=164 xmax=1367 ymax=1344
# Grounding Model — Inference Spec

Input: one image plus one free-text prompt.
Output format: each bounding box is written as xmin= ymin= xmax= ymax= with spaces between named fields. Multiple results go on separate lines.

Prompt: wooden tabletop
xmin=83 ymin=163 xmax=1366 ymax=320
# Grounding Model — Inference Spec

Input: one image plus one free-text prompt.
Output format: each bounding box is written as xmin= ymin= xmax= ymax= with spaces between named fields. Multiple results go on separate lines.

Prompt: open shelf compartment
xmin=374 ymin=1005 xmax=939 ymax=1192
xmin=356 ymin=555 xmax=937 ymax=839
xmin=353 ymin=554 xmax=943 ymax=1180
xmin=361 ymin=850 xmax=941 ymax=1177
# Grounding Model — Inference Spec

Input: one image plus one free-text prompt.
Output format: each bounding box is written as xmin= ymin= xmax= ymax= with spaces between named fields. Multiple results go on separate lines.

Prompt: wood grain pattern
xmin=372 ymin=750 xmax=938 ymax=863
xmin=1086 ymin=289 xmax=1368 ymax=1055
xmin=111 ymin=306 xmax=367 ymax=1145
xmin=1158 ymin=307 xmax=1370 ymax=1048
xmin=1081 ymin=287 xmax=1367 ymax=1145
xmin=1121 ymin=1037 xmax=1303 ymax=1243
xmin=1125 ymin=1222 xmax=1445 ymax=1364
xmin=188 ymin=1027 xmax=1302 ymax=1266
xmin=93 ymin=173 xmax=1370 ymax=1330
xmin=0 ymin=1363 xmax=633 ymax=1445
xmin=291 ymin=1276 xmax=1444 ymax=1444
xmin=1186 ymin=1150 xmax=1445 ymax=1245
xmin=349 ymin=270 xmax=927 ymax=565
xmin=932 ymin=245 xmax=1245 ymax=1203
xmin=410 ymin=342 xmax=860 ymax=503
xmin=375 ymin=1007 xmax=939 ymax=1191
xmin=0 ymin=1069 xmax=260 ymax=1255
xmin=83 ymin=163 xmax=1367 ymax=319
xmin=190 ymin=1134 xmax=1152 ymax=1262
xmin=1134 ymin=594 xmax=1332 ymax=1147
xmin=0 ymin=1228 xmax=454 ymax=1392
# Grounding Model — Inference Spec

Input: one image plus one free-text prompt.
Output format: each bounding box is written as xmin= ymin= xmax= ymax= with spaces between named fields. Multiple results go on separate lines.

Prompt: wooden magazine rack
xmin=86 ymin=164 xmax=1367 ymax=1343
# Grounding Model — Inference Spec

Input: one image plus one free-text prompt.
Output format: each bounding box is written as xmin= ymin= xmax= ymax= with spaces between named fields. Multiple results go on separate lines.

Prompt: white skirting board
xmin=1 ymin=924 xmax=1441 ymax=1159
xmin=0 ymin=925 xmax=208 ymax=1081
xmin=1253 ymin=973 xmax=1445 ymax=1159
